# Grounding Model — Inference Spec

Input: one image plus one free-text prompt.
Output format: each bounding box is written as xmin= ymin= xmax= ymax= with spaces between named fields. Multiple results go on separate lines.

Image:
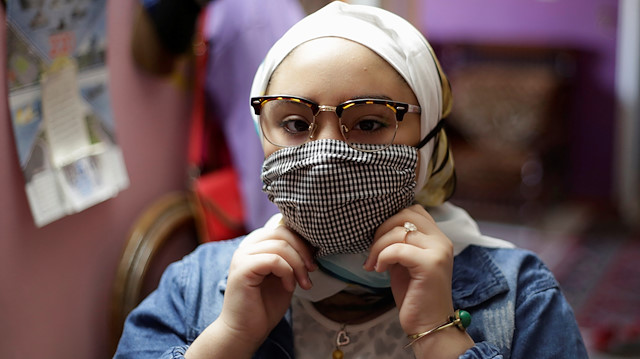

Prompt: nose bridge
xmin=311 ymin=106 xmax=344 ymax=140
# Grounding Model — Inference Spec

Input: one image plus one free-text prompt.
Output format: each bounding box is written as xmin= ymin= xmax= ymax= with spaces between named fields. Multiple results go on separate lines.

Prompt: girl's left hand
xmin=365 ymin=204 xmax=474 ymax=358
xmin=364 ymin=204 xmax=456 ymax=336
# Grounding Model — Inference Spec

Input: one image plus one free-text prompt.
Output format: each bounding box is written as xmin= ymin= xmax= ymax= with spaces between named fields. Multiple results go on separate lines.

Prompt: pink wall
xmin=422 ymin=0 xmax=619 ymax=201
xmin=0 ymin=1 xmax=192 ymax=358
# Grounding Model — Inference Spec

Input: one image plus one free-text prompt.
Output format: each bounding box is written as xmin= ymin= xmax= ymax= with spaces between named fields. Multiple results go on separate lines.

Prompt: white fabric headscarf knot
xmin=250 ymin=0 xmax=442 ymax=191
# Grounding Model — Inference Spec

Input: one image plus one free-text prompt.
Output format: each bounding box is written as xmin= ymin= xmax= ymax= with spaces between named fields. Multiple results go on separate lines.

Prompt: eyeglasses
xmin=250 ymin=95 xmax=421 ymax=152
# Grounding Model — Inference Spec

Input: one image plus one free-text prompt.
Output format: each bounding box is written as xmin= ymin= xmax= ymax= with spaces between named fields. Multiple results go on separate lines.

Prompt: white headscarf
xmin=250 ymin=1 xmax=441 ymax=190
xmin=249 ymin=1 xmax=514 ymax=301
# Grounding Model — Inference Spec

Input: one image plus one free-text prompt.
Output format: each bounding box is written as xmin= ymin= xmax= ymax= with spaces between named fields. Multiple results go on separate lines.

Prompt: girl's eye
xmin=352 ymin=118 xmax=386 ymax=132
xmin=281 ymin=118 xmax=311 ymax=134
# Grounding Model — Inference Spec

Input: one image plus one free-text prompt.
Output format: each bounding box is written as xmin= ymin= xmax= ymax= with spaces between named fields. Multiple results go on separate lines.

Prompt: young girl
xmin=115 ymin=2 xmax=587 ymax=358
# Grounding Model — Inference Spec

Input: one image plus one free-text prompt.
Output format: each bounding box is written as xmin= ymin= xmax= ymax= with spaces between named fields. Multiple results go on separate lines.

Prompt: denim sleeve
xmin=159 ymin=345 xmax=189 ymax=359
xmin=114 ymin=259 xmax=192 ymax=359
xmin=508 ymin=256 xmax=588 ymax=358
xmin=460 ymin=342 xmax=503 ymax=358
xmin=456 ymin=247 xmax=588 ymax=359
xmin=510 ymin=286 xmax=588 ymax=358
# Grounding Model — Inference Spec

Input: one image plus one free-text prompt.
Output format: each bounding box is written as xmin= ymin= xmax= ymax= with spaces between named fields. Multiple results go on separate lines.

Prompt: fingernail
xmin=363 ymin=258 xmax=371 ymax=270
xmin=302 ymin=275 xmax=313 ymax=289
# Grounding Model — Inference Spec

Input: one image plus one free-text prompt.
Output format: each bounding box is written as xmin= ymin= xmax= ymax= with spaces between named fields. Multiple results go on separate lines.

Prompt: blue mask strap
xmin=317 ymin=263 xmax=390 ymax=294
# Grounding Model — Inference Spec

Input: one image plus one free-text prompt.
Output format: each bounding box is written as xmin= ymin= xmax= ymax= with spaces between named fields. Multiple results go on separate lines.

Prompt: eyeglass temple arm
xmin=407 ymin=104 xmax=421 ymax=114
xmin=395 ymin=103 xmax=421 ymax=122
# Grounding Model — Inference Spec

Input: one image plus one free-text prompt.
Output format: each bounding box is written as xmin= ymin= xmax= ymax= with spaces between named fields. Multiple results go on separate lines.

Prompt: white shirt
xmin=292 ymin=296 xmax=414 ymax=358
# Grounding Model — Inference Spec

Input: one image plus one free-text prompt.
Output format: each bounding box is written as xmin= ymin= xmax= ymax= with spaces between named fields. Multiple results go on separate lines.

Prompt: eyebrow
xmin=350 ymin=94 xmax=394 ymax=101
xmin=262 ymin=94 xmax=395 ymax=106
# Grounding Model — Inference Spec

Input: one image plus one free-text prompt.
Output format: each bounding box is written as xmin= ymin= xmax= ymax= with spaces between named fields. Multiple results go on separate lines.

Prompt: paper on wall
xmin=6 ymin=0 xmax=129 ymax=227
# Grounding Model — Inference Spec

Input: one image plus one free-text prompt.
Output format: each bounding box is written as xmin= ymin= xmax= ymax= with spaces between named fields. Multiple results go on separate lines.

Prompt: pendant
xmin=332 ymin=325 xmax=350 ymax=359
xmin=336 ymin=328 xmax=350 ymax=346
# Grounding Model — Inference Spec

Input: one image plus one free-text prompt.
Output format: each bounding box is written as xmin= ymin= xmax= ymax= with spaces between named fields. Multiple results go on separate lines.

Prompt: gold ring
xmin=403 ymin=221 xmax=417 ymax=243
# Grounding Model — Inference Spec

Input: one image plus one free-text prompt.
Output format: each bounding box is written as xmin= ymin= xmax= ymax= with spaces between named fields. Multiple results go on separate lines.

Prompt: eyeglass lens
xmin=259 ymin=99 xmax=398 ymax=150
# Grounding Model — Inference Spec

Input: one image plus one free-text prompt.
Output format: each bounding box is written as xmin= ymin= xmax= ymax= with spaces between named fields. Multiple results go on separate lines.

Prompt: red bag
xmin=192 ymin=168 xmax=245 ymax=242
xmin=189 ymin=10 xmax=246 ymax=242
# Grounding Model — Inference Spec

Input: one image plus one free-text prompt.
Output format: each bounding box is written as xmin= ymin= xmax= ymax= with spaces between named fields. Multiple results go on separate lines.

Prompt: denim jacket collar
xmin=452 ymin=245 xmax=510 ymax=309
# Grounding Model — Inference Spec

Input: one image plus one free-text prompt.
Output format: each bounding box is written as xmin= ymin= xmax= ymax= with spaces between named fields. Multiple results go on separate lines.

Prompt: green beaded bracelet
xmin=405 ymin=310 xmax=472 ymax=348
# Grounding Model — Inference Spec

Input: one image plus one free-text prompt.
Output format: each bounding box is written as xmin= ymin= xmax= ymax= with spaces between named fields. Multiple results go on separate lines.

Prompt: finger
xmin=242 ymin=226 xmax=317 ymax=272
xmin=244 ymin=239 xmax=313 ymax=290
xmin=374 ymin=204 xmax=433 ymax=237
xmin=365 ymin=226 xmax=442 ymax=272
xmin=365 ymin=230 xmax=452 ymax=274
xmin=365 ymin=207 xmax=450 ymax=269
xmin=374 ymin=243 xmax=438 ymax=274
xmin=375 ymin=243 xmax=454 ymax=308
xmin=274 ymin=225 xmax=317 ymax=272
xmin=239 ymin=252 xmax=298 ymax=292
xmin=364 ymin=226 xmax=407 ymax=270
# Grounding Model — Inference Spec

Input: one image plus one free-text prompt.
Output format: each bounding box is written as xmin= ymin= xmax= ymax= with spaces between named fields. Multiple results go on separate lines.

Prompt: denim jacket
xmin=114 ymin=237 xmax=587 ymax=359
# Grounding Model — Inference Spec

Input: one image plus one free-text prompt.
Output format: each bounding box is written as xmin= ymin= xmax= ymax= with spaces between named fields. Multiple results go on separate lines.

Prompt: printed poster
xmin=6 ymin=0 xmax=129 ymax=227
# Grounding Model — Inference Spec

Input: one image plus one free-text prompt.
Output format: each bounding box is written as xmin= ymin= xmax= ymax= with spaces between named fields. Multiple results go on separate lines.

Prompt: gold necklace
xmin=317 ymin=289 xmax=395 ymax=358
xmin=332 ymin=323 xmax=350 ymax=359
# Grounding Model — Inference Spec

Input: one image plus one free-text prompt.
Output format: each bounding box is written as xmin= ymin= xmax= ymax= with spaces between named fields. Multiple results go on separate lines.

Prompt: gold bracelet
xmin=404 ymin=310 xmax=471 ymax=348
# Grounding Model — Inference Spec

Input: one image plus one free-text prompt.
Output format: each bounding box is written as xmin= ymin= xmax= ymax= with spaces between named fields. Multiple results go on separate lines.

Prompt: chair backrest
xmin=110 ymin=192 xmax=200 ymax=354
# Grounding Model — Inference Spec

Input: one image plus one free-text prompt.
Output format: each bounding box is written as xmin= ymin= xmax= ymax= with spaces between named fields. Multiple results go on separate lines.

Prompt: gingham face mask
xmin=261 ymin=139 xmax=417 ymax=258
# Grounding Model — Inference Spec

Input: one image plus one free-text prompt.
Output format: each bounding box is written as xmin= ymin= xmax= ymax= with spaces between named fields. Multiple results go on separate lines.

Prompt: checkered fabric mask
xmin=261 ymin=139 xmax=418 ymax=257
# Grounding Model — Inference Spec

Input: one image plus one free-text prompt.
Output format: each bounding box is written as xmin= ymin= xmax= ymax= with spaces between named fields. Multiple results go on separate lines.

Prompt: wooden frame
xmin=110 ymin=192 xmax=199 ymax=353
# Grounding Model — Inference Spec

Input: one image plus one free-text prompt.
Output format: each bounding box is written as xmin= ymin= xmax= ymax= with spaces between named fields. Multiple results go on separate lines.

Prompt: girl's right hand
xmin=185 ymin=225 xmax=315 ymax=359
